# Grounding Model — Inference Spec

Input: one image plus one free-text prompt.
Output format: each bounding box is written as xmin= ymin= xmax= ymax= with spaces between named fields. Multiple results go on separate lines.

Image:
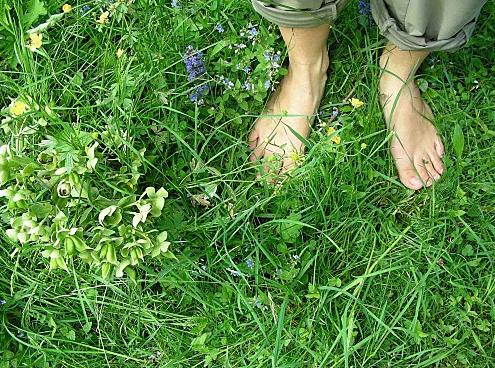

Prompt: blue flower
xmin=247 ymin=26 xmax=258 ymax=37
xmin=243 ymin=66 xmax=252 ymax=73
xmin=215 ymin=23 xmax=224 ymax=33
xmin=189 ymin=84 xmax=209 ymax=103
xmin=242 ymin=81 xmax=253 ymax=92
xmin=184 ymin=46 xmax=206 ymax=82
xmin=246 ymin=259 xmax=254 ymax=269
xmin=332 ymin=107 xmax=339 ymax=117
xmin=264 ymin=80 xmax=271 ymax=89
xmin=263 ymin=50 xmax=271 ymax=61
xmin=80 ymin=5 xmax=91 ymax=14
xmin=358 ymin=0 xmax=371 ymax=15
xmin=171 ymin=0 xmax=180 ymax=8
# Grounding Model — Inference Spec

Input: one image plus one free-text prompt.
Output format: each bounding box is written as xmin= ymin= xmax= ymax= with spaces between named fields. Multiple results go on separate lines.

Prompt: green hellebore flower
xmin=145 ymin=187 xmax=168 ymax=217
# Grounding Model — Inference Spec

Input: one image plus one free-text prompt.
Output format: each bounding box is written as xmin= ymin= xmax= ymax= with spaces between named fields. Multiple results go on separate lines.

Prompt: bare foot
xmin=380 ymin=79 xmax=445 ymax=190
xmin=248 ymin=60 xmax=328 ymax=176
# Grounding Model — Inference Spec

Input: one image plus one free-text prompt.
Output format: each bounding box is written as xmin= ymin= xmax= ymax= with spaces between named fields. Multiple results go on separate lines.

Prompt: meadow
xmin=0 ymin=0 xmax=494 ymax=366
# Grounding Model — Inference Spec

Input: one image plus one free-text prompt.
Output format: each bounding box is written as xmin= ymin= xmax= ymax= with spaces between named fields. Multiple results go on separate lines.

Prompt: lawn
xmin=1 ymin=0 xmax=494 ymax=367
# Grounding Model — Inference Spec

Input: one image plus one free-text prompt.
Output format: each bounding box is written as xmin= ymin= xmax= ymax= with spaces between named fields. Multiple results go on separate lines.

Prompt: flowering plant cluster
xmin=178 ymin=20 xmax=285 ymax=117
xmin=209 ymin=22 xmax=285 ymax=113
xmin=0 ymin=99 xmax=173 ymax=281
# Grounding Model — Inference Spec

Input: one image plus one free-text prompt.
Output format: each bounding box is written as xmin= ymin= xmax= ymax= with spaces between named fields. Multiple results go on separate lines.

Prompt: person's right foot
xmin=248 ymin=57 xmax=328 ymax=175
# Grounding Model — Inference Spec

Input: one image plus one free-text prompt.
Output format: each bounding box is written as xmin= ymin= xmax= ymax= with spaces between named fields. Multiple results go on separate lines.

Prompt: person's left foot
xmin=380 ymin=77 xmax=445 ymax=190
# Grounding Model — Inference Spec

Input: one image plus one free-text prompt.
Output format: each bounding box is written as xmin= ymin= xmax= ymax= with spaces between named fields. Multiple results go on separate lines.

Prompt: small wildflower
xmin=227 ymin=268 xmax=242 ymax=277
xmin=189 ymin=84 xmax=209 ymax=104
xmin=272 ymin=53 xmax=281 ymax=63
xmin=349 ymin=98 xmax=364 ymax=108
xmin=292 ymin=254 xmax=300 ymax=261
xmin=332 ymin=107 xmax=339 ymax=117
xmin=215 ymin=23 xmax=224 ymax=33
xmin=242 ymin=81 xmax=254 ymax=92
xmin=62 ymin=4 xmax=72 ymax=13
xmin=254 ymin=298 xmax=263 ymax=308
xmin=10 ymin=100 xmax=28 ymax=116
xmin=80 ymin=5 xmax=91 ymax=14
xmin=243 ymin=66 xmax=252 ymax=73
xmin=0 ymin=299 xmax=6 ymax=306
xmin=171 ymin=0 xmax=180 ymax=8
xmin=288 ymin=150 xmax=305 ymax=166
xmin=28 ymin=33 xmax=42 ymax=52
xmin=234 ymin=43 xmax=246 ymax=52
xmin=221 ymin=77 xmax=234 ymax=89
xmin=263 ymin=50 xmax=271 ymax=60
xmin=247 ymin=26 xmax=258 ymax=38
xmin=358 ymin=0 xmax=371 ymax=15
xmin=246 ymin=259 xmax=254 ymax=269
xmin=184 ymin=46 xmax=206 ymax=81
xmin=327 ymin=126 xmax=341 ymax=144
xmin=97 ymin=11 xmax=109 ymax=24
xmin=116 ymin=48 xmax=124 ymax=58
xmin=264 ymin=80 xmax=271 ymax=89
xmin=360 ymin=142 xmax=367 ymax=150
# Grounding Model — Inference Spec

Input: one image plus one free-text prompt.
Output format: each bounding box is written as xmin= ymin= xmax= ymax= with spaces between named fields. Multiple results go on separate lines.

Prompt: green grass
xmin=1 ymin=0 xmax=495 ymax=367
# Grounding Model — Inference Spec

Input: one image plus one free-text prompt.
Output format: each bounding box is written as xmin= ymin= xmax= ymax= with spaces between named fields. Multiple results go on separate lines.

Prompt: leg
xmin=249 ymin=0 xmax=351 ymax=176
xmin=248 ymin=24 xmax=330 ymax=174
xmin=371 ymin=0 xmax=487 ymax=189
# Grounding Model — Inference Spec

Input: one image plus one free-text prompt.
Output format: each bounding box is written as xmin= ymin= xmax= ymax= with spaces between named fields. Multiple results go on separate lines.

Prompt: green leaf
xmin=82 ymin=321 xmax=92 ymax=334
xmin=279 ymin=213 xmax=303 ymax=243
xmin=210 ymin=40 xmax=227 ymax=57
xmin=452 ymin=124 xmax=464 ymax=159
xmin=31 ymin=203 xmax=53 ymax=217
xmin=461 ymin=244 xmax=474 ymax=257
xmin=22 ymin=0 xmax=47 ymax=29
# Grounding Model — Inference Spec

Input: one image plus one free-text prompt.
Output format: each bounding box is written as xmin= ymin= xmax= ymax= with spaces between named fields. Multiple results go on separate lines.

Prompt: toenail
xmin=410 ymin=178 xmax=421 ymax=187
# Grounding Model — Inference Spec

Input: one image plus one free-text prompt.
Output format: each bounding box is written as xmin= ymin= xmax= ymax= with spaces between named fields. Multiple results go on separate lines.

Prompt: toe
xmin=424 ymin=158 xmax=440 ymax=182
xmin=395 ymin=157 xmax=423 ymax=190
xmin=429 ymin=152 xmax=444 ymax=177
xmin=414 ymin=157 xmax=433 ymax=187
xmin=249 ymin=137 xmax=265 ymax=163
xmin=399 ymin=169 xmax=423 ymax=190
xmin=248 ymin=129 xmax=259 ymax=151
xmin=280 ymin=156 xmax=296 ymax=174
xmin=434 ymin=138 xmax=445 ymax=157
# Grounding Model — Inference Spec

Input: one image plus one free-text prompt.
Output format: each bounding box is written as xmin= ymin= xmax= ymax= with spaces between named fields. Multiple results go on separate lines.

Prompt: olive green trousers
xmin=251 ymin=0 xmax=488 ymax=51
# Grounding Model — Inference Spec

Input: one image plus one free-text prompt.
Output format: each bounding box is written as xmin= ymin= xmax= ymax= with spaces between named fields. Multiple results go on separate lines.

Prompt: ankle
xmin=288 ymin=51 xmax=329 ymax=77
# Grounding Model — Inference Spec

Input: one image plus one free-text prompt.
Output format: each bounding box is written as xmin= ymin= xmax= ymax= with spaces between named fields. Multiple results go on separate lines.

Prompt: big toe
xmin=395 ymin=158 xmax=430 ymax=190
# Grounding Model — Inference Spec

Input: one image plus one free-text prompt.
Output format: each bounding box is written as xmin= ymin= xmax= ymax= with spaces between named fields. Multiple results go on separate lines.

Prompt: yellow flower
xmin=10 ymin=100 xmax=28 ymax=116
xmin=97 ymin=11 xmax=110 ymax=24
xmin=349 ymin=98 xmax=364 ymax=108
xmin=62 ymin=4 xmax=72 ymax=13
xmin=360 ymin=142 xmax=367 ymax=150
xmin=326 ymin=126 xmax=341 ymax=144
xmin=28 ymin=33 xmax=43 ymax=52
xmin=288 ymin=150 xmax=305 ymax=165
xmin=116 ymin=48 xmax=124 ymax=58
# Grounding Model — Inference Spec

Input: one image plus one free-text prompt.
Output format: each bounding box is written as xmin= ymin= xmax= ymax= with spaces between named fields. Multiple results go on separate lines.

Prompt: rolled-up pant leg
xmin=251 ymin=0 xmax=351 ymax=28
xmin=371 ymin=0 xmax=488 ymax=51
